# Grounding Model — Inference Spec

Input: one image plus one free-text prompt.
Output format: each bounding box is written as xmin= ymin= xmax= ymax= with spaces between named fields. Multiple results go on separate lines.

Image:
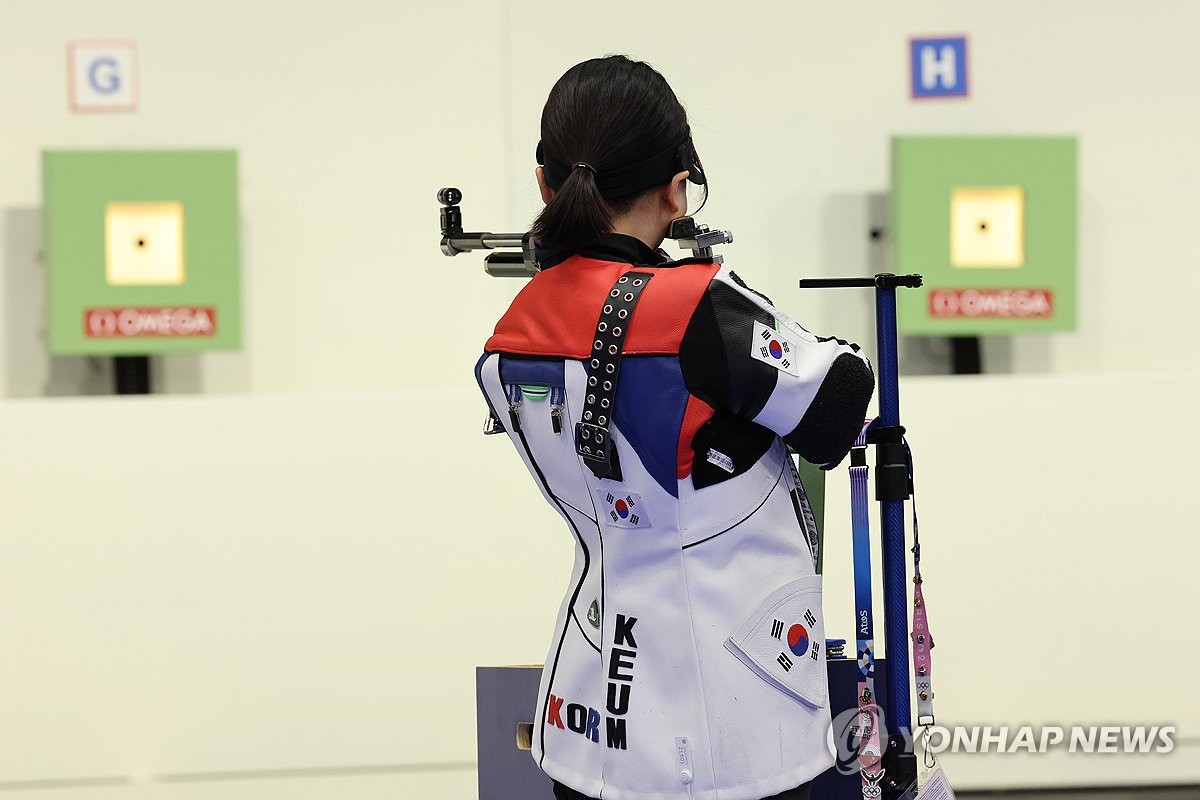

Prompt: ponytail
xmin=532 ymin=164 xmax=612 ymax=251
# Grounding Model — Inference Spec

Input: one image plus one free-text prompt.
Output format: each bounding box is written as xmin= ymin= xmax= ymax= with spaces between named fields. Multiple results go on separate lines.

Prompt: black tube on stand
xmin=950 ymin=336 xmax=982 ymax=374
xmin=114 ymin=356 xmax=151 ymax=395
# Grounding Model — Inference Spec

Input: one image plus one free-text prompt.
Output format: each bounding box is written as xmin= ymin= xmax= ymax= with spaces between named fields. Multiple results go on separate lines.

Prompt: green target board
xmin=891 ymin=136 xmax=1077 ymax=335
xmin=43 ymin=150 xmax=241 ymax=355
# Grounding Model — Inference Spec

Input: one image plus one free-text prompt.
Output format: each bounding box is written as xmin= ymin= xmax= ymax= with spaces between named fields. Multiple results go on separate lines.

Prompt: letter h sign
xmin=910 ymin=36 xmax=969 ymax=99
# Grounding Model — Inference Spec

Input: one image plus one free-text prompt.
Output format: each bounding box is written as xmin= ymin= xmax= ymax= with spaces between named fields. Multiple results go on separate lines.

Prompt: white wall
xmin=1 ymin=1 xmax=1199 ymax=798
xmin=3 ymin=1 xmax=1200 ymax=395
xmin=2 ymin=0 xmax=519 ymax=396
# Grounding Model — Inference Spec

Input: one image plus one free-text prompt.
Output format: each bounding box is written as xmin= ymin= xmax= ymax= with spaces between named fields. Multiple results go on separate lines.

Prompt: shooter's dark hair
xmin=532 ymin=55 xmax=706 ymax=252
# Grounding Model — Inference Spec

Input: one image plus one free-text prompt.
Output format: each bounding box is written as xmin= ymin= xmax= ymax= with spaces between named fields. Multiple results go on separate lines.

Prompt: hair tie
xmin=573 ymin=162 xmax=597 ymax=175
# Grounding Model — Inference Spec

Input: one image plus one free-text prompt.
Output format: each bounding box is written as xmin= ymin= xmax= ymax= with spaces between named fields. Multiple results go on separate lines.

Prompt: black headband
xmin=537 ymin=135 xmax=705 ymax=200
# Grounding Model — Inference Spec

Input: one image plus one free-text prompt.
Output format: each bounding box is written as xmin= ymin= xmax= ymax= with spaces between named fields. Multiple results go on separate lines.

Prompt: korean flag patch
xmin=725 ymin=575 xmax=826 ymax=708
xmin=751 ymin=320 xmax=800 ymax=377
xmin=595 ymin=490 xmax=651 ymax=529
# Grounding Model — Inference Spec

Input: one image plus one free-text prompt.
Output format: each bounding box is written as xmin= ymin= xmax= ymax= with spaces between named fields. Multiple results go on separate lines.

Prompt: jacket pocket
xmin=723 ymin=575 xmax=827 ymax=708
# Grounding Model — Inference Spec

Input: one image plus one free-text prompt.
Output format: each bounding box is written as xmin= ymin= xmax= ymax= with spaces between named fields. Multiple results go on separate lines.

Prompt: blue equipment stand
xmin=799 ymin=274 xmax=923 ymax=800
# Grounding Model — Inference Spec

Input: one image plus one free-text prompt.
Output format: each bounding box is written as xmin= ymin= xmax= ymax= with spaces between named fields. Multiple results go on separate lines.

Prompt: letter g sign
xmin=88 ymin=57 xmax=122 ymax=94
xmin=69 ymin=41 xmax=138 ymax=111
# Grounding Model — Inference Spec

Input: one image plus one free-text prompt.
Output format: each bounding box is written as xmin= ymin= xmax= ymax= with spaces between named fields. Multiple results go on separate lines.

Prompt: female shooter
xmin=476 ymin=55 xmax=874 ymax=800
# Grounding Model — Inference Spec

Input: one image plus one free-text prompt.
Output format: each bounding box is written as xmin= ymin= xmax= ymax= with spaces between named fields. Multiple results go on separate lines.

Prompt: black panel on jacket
xmin=784 ymin=352 xmax=875 ymax=467
xmin=690 ymin=411 xmax=777 ymax=489
xmin=679 ymin=281 xmax=777 ymax=420
xmin=678 ymin=289 xmax=729 ymax=410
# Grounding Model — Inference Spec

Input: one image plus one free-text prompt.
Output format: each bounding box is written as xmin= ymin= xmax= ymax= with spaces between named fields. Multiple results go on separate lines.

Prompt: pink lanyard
xmin=908 ymin=444 xmax=936 ymax=728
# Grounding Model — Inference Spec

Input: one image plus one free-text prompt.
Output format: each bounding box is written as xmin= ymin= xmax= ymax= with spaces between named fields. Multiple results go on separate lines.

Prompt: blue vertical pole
xmin=874 ymin=284 xmax=911 ymax=737
xmin=798 ymin=272 xmax=920 ymax=797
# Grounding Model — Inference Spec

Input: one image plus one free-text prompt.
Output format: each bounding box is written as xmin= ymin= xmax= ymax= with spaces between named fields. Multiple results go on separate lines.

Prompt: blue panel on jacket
xmin=614 ymin=356 xmax=686 ymax=498
xmin=498 ymin=356 xmax=566 ymax=388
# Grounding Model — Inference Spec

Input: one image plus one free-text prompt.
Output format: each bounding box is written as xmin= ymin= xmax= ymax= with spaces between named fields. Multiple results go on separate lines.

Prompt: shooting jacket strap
xmin=575 ymin=271 xmax=655 ymax=481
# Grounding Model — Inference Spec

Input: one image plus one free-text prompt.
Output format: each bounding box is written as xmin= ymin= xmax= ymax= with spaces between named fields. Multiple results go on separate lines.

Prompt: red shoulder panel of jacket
xmin=677 ymin=393 xmax=716 ymax=479
xmin=485 ymin=256 xmax=721 ymax=358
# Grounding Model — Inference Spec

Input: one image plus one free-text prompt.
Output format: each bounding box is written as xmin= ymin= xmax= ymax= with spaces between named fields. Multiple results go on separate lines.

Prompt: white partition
xmin=0 ymin=374 xmax=1196 ymax=798
xmin=0 ymin=391 xmax=565 ymax=799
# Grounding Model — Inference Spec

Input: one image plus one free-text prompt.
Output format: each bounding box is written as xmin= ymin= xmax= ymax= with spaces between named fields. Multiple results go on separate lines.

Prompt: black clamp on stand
xmin=866 ymin=424 xmax=910 ymax=503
